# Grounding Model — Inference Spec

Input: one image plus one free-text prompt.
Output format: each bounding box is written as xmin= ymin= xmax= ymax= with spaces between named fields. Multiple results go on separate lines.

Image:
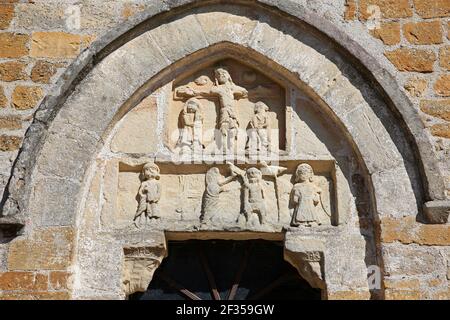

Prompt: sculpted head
xmin=142 ymin=162 xmax=160 ymax=180
xmin=185 ymin=98 xmax=201 ymax=113
xmin=205 ymin=167 xmax=221 ymax=185
xmin=214 ymin=68 xmax=232 ymax=85
xmin=247 ymin=167 xmax=262 ymax=183
xmin=295 ymin=163 xmax=314 ymax=183
xmin=254 ymin=101 xmax=269 ymax=114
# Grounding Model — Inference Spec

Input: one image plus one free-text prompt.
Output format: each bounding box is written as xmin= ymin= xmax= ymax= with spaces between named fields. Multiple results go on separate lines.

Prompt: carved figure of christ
xmin=197 ymin=83 xmax=247 ymax=151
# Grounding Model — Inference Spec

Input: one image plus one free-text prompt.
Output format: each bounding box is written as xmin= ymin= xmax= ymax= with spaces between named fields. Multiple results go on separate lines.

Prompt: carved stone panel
xmin=165 ymin=59 xmax=287 ymax=155
xmin=104 ymin=160 xmax=339 ymax=232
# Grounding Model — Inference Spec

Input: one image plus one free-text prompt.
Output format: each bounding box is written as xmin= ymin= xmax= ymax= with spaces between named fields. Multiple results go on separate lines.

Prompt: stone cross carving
xmin=290 ymin=164 xmax=331 ymax=227
xmin=259 ymin=161 xmax=287 ymax=222
xmin=176 ymin=98 xmax=204 ymax=153
xmin=247 ymin=101 xmax=270 ymax=153
xmin=175 ymin=67 xmax=248 ymax=152
xmin=134 ymin=162 xmax=162 ymax=227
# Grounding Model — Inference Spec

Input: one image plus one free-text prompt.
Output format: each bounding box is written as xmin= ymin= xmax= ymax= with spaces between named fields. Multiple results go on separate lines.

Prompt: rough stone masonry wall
xmin=344 ymin=0 xmax=450 ymax=194
xmin=0 ymin=0 xmax=448 ymax=300
xmin=343 ymin=0 xmax=450 ymax=299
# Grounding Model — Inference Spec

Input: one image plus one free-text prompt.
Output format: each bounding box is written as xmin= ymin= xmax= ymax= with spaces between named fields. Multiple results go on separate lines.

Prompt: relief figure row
xmin=134 ymin=162 xmax=331 ymax=228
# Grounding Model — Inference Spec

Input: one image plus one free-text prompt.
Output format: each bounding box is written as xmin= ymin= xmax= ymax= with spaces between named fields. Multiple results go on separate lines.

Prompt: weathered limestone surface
xmin=0 ymin=1 xmax=448 ymax=301
xmin=111 ymin=96 xmax=158 ymax=154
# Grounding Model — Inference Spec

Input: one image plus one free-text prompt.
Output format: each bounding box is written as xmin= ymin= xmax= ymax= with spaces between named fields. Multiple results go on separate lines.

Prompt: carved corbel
xmin=121 ymin=244 xmax=167 ymax=297
xmin=283 ymin=237 xmax=326 ymax=290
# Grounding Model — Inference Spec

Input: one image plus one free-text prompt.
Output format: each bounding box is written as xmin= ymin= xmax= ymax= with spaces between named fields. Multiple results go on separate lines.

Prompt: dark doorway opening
xmin=129 ymin=240 xmax=321 ymax=300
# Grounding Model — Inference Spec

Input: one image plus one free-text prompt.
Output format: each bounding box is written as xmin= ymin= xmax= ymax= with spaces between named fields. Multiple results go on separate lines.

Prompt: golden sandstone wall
xmin=342 ymin=0 xmax=450 ymax=300
xmin=0 ymin=0 xmax=448 ymax=300
xmin=344 ymin=0 xmax=450 ymax=173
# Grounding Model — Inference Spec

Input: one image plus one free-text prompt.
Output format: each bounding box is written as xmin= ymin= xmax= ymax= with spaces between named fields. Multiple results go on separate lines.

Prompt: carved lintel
xmin=121 ymin=244 xmax=167 ymax=297
xmin=423 ymin=200 xmax=450 ymax=224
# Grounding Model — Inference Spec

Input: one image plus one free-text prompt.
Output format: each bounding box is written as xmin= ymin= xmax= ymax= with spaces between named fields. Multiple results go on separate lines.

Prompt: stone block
xmin=383 ymin=244 xmax=447 ymax=276
xmin=385 ymin=289 xmax=421 ymax=300
xmin=30 ymin=32 xmax=89 ymax=58
xmin=196 ymin=9 xmax=258 ymax=46
xmin=13 ymin=3 xmax=66 ymax=30
xmin=29 ymin=175 xmax=81 ymax=226
xmin=0 ymin=272 xmax=48 ymax=291
xmin=111 ymin=96 xmax=158 ymax=154
xmin=381 ymin=216 xmax=450 ymax=245
xmin=420 ymin=100 xmax=450 ymax=121
xmin=0 ymin=61 xmax=28 ymax=82
xmin=0 ymin=291 xmax=70 ymax=300
xmin=440 ymin=46 xmax=450 ymax=70
xmin=430 ymin=123 xmax=450 ymax=139
xmin=31 ymin=61 xmax=59 ymax=84
xmin=0 ymin=33 xmax=29 ymax=58
xmin=405 ymin=77 xmax=428 ymax=97
xmin=344 ymin=0 xmax=357 ymax=20
xmin=371 ymin=167 xmax=418 ymax=217
xmin=413 ymin=0 xmax=450 ymax=18
xmin=370 ymin=22 xmax=400 ymax=45
xmin=434 ymin=75 xmax=450 ymax=97
xmin=148 ymin=14 xmax=208 ymax=63
xmin=360 ymin=0 xmax=413 ymax=19
xmin=37 ymin=123 xmax=99 ymax=182
xmin=384 ymin=278 xmax=420 ymax=290
xmin=0 ymin=135 xmax=21 ymax=151
xmin=327 ymin=290 xmax=371 ymax=300
xmin=8 ymin=227 xmax=74 ymax=270
xmin=0 ymin=86 xmax=6 ymax=108
xmin=50 ymin=271 xmax=71 ymax=291
xmin=0 ymin=116 xmax=22 ymax=130
xmin=0 ymin=244 xmax=8 ymax=272
xmin=403 ymin=21 xmax=443 ymax=45
xmin=0 ymin=4 xmax=14 ymax=29
xmin=385 ymin=49 xmax=436 ymax=73
xmin=11 ymin=85 xmax=44 ymax=110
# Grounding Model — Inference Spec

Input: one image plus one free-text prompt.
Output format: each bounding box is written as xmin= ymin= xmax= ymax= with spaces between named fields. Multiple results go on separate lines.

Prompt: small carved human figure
xmin=241 ymin=167 xmax=266 ymax=225
xmin=201 ymin=167 xmax=236 ymax=223
xmin=247 ymin=101 xmax=270 ymax=152
xmin=176 ymin=98 xmax=204 ymax=152
xmin=290 ymin=164 xmax=330 ymax=227
xmin=134 ymin=162 xmax=161 ymax=227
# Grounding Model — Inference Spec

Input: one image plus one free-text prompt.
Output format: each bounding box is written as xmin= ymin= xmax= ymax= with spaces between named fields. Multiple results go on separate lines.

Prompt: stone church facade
xmin=0 ymin=0 xmax=448 ymax=300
